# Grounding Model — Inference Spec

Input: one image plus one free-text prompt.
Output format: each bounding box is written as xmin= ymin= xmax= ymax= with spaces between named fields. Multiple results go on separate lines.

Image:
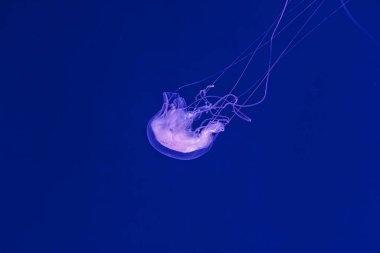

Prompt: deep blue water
xmin=1 ymin=0 xmax=380 ymax=252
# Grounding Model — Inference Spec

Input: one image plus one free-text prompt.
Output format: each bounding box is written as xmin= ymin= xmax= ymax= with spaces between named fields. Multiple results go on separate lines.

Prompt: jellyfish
xmin=147 ymin=0 xmax=373 ymax=160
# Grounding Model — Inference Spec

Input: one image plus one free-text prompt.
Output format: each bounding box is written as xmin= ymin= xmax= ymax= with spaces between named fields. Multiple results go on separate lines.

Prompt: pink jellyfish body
xmin=147 ymin=0 xmax=367 ymax=160
xmin=147 ymin=92 xmax=225 ymax=160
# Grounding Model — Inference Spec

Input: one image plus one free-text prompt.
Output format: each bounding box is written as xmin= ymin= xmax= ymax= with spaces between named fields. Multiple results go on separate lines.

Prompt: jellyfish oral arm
xmin=150 ymin=111 xmax=223 ymax=153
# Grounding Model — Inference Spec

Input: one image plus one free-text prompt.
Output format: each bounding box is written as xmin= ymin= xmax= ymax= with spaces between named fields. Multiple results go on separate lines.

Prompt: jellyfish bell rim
xmin=146 ymin=116 xmax=215 ymax=161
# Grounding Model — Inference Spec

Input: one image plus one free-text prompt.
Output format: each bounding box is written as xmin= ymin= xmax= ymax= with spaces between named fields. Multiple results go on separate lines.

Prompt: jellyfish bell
xmin=147 ymin=92 xmax=225 ymax=160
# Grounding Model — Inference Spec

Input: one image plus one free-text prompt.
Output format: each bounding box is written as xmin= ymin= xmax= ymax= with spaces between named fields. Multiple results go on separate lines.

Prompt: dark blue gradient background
xmin=1 ymin=0 xmax=380 ymax=252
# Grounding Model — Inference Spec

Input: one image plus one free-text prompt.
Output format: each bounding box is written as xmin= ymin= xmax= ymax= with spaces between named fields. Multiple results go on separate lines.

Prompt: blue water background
xmin=1 ymin=0 xmax=380 ymax=252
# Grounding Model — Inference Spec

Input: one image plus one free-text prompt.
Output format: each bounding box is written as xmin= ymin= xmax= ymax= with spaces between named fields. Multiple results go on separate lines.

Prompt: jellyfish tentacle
xmin=175 ymin=0 xmax=319 ymax=93
xmin=340 ymin=0 xmax=380 ymax=48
